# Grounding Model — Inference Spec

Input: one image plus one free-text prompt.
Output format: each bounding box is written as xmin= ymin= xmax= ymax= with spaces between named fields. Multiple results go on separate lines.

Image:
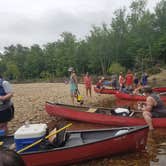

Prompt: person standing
xmin=68 ymin=67 xmax=78 ymax=104
xmin=118 ymin=72 xmax=125 ymax=91
xmin=111 ymin=73 xmax=117 ymax=89
xmin=142 ymin=72 xmax=148 ymax=86
xmin=83 ymin=72 xmax=92 ymax=97
xmin=133 ymin=73 xmax=139 ymax=88
xmin=0 ymin=75 xmax=14 ymax=134
xmin=125 ymin=70 xmax=133 ymax=91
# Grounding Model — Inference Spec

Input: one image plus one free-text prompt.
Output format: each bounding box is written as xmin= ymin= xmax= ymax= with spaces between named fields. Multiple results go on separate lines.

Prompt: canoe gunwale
xmin=0 ymin=125 xmax=148 ymax=156
xmin=45 ymin=102 xmax=166 ymax=127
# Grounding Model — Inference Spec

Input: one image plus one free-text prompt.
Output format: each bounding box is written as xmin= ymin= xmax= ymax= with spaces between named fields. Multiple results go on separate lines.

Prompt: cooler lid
xmin=14 ymin=123 xmax=47 ymax=139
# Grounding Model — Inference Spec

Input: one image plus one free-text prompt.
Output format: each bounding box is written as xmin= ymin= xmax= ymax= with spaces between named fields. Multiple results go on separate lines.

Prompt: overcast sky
xmin=0 ymin=0 xmax=160 ymax=51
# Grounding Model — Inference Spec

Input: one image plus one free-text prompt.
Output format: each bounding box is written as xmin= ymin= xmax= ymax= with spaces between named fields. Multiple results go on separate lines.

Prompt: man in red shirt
xmin=125 ymin=70 xmax=133 ymax=91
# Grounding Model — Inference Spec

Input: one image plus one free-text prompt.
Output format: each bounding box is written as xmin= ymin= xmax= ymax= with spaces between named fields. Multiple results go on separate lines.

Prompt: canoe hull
xmin=94 ymin=87 xmax=166 ymax=94
xmin=153 ymin=87 xmax=166 ymax=93
xmin=21 ymin=127 xmax=148 ymax=166
xmin=94 ymin=87 xmax=118 ymax=94
xmin=94 ymin=87 xmax=117 ymax=94
xmin=45 ymin=102 xmax=166 ymax=128
xmin=115 ymin=91 xmax=166 ymax=102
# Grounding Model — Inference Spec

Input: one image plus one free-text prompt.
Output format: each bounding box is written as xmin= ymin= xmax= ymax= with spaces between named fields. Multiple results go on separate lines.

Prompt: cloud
xmin=0 ymin=0 xmax=159 ymax=51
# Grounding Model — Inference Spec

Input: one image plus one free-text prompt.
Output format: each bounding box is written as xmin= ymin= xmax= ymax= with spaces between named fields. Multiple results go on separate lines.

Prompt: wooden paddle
xmin=17 ymin=123 xmax=72 ymax=154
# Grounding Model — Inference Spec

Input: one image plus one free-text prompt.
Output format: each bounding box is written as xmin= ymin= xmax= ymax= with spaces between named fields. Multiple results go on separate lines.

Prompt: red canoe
xmin=94 ymin=87 xmax=117 ymax=94
xmin=1 ymin=126 xmax=148 ymax=166
xmin=94 ymin=86 xmax=166 ymax=95
xmin=152 ymin=87 xmax=166 ymax=93
xmin=45 ymin=102 xmax=166 ymax=128
xmin=115 ymin=91 xmax=166 ymax=102
xmin=0 ymin=126 xmax=148 ymax=166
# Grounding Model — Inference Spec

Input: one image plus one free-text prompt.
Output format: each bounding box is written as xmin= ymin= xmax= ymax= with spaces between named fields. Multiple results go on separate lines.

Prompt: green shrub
xmin=108 ymin=63 xmax=126 ymax=74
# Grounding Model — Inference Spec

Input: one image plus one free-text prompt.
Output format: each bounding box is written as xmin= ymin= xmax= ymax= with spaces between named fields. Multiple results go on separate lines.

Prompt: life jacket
xmin=150 ymin=93 xmax=164 ymax=109
xmin=0 ymin=79 xmax=14 ymax=123
xmin=150 ymin=93 xmax=166 ymax=117
xmin=0 ymin=79 xmax=6 ymax=96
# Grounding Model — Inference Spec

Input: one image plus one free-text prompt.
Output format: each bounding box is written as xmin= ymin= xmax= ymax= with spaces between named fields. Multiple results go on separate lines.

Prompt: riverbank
xmin=8 ymin=83 xmax=115 ymax=134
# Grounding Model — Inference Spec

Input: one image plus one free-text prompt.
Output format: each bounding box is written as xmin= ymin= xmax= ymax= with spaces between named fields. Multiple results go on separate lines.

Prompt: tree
xmin=4 ymin=62 xmax=20 ymax=80
xmin=87 ymin=24 xmax=112 ymax=75
xmin=108 ymin=63 xmax=126 ymax=74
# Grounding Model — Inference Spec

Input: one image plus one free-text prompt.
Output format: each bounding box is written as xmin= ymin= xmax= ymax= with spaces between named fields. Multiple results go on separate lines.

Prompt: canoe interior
xmin=53 ymin=102 xmax=142 ymax=118
xmin=0 ymin=126 xmax=146 ymax=154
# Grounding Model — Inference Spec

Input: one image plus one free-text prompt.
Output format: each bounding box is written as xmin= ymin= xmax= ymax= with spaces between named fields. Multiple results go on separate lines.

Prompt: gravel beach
xmin=9 ymin=83 xmax=115 ymax=134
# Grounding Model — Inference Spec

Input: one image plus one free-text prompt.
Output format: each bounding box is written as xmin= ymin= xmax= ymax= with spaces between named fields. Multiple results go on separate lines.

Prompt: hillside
xmin=148 ymin=69 xmax=166 ymax=86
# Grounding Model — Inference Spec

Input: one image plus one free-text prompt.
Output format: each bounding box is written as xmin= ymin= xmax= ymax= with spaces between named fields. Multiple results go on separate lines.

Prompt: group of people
xmin=96 ymin=70 xmax=149 ymax=95
xmin=0 ymin=68 xmax=164 ymax=164
xmin=95 ymin=69 xmax=166 ymax=130
xmin=118 ymin=70 xmax=148 ymax=94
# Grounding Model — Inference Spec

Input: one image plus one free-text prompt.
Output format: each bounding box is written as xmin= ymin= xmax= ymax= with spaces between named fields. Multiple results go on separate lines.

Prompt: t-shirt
xmin=125 ymin=74 xmax=133 ymax=86
xmin=2 ymin=81 xmax=12 ymax=93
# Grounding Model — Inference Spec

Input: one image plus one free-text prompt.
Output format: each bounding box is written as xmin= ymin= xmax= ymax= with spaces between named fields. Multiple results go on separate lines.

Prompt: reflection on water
xmin=149 ymin=129 xmax=166 ymax=166
xmin=56 ymin=98 xmax=166 ymax=166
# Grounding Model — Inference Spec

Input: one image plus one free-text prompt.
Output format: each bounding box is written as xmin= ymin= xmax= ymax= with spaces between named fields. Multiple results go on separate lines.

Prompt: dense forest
xmin=0 ymin=0 xmax=166 ymax=81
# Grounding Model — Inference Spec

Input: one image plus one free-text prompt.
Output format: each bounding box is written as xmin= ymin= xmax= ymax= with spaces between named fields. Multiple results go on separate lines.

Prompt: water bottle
xmin=25 ymin=121 xmax=30 ymax=127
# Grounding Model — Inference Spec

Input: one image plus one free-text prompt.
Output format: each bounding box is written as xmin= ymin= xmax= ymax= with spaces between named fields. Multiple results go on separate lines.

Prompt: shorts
xmin=0 ymin=104 xmax=14 ymax=123
xmin=151 ymin=109 xmax=166 ymax=118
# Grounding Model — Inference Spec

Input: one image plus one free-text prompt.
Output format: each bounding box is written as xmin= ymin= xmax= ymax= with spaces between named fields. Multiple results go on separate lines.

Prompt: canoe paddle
xmin=17 ymin=123 xmax=72 ymax=154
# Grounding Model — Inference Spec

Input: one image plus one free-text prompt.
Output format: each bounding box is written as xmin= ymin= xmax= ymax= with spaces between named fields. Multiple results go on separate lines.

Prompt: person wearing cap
xmin=0 ymin=75 xmax=14 ymax=134
xmin=138 ymin=86 xmax=166 ymax=130
xmin=68 ymin=67 xmax=78 ymax=104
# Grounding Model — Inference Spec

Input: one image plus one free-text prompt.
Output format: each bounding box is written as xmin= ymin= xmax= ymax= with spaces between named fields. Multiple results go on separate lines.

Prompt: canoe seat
xmin=87 ymin=108 xmax=97 ymax=113
xmin=65 ymin=133 xmax=83 ymax=146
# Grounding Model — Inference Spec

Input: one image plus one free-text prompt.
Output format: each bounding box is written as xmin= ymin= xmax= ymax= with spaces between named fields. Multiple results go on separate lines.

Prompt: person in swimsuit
xmin=83 ymin=72 xmax=92 ymax=97
xmin=68 ymin=67 xmax=78 ymax=104
xmin=138 ymin=86 xmax=166 ymax=130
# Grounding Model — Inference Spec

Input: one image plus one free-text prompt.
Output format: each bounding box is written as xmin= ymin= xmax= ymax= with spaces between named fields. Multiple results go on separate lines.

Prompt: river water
xmin=66 ymin=99 xmax=166 ymax=166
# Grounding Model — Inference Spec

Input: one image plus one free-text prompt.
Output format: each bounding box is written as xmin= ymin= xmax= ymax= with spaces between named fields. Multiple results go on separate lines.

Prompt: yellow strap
xmin=17 ymin=123 xmax=72 ymax=154
xmin=0 ymin=141 xmax=4 ymax=146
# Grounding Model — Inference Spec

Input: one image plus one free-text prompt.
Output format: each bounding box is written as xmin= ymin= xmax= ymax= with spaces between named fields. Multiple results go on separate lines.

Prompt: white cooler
xmin=14 ymin=123 xmax=47 ymax=152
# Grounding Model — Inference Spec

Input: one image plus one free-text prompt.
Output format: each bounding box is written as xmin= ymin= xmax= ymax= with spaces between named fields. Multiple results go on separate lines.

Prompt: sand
xmin=8 ymin=83 xmax=115 ymax=134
